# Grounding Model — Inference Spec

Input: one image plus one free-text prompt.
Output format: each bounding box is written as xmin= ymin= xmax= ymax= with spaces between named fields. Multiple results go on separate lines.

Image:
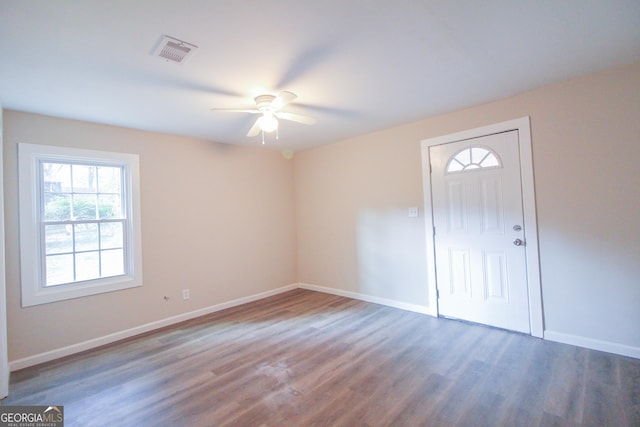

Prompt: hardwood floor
xmin=2 ymin=289 xmax=639 ymax=426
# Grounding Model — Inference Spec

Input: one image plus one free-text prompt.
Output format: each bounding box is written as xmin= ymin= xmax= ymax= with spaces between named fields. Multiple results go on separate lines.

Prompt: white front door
xmin=430 ymin=130 xmax=530 ymax=333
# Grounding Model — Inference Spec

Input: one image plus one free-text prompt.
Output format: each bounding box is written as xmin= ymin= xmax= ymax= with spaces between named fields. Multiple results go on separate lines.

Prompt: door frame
xmin=420 ymin=117 xmax=543 ymax=337
xmin=0 ymin=105 xmax=8 ymax=398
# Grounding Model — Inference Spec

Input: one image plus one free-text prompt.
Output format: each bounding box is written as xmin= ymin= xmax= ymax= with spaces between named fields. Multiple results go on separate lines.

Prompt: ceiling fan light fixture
xmin=259 ymin=112 xmax=278 ymax=133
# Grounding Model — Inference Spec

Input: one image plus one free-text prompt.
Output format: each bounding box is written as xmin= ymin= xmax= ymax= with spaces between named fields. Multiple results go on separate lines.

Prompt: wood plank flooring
xmin=2 ymin=289 xmax=639 ymax=426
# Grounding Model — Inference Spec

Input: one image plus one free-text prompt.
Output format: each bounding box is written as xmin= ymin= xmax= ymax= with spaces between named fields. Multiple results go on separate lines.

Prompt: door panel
xmin=483 ymin=251 xmax=507 ymax=300
xmin=446 ymin=180 xmax=467 ymax=232
xmin=430 ymin=131 xmax=530 ymax=333
xmin=480 ymin=177 xmax=503 ymax=233
xmin=449 ymin=248 xmax=471 ymax=296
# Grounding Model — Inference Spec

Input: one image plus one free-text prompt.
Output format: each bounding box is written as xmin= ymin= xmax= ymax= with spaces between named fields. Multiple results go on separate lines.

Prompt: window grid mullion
xmin=39 ymin=160 xmax=48 ymax=287
xmin=98 ymin=222 xmax=102 ymax=278
xmin=43 ymin=218 xmax=124 ymax=226
xmin=69 ymin=163 xmax=78 ymax=283
xmin=72 ymin=219 xmax=77 ymax=283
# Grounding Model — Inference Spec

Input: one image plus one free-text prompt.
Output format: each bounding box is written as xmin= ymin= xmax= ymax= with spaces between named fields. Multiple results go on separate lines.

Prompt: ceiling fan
xmin=210 ymin=91 xmax=316 ymax=144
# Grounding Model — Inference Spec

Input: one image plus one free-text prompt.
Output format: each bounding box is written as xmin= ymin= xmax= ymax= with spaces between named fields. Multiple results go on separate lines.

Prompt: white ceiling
xmin=1 ymin=1 xmax=639 ymax=152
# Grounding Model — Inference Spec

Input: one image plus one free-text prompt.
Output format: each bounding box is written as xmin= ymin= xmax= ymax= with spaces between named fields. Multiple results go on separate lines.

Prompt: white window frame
xmin=18 ymin=143 xmax=143 ymax=307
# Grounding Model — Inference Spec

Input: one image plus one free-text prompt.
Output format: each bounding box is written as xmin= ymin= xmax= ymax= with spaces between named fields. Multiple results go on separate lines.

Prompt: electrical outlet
xmin=408 ymin=207 xmax=419 ymax=217
xmin=182 ymin=289 xmax=190 ymax=300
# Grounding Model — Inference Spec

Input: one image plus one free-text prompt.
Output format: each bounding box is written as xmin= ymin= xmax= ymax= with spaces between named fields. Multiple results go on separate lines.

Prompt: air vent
xmin=152 ymin=35 xmax=198 ymax=64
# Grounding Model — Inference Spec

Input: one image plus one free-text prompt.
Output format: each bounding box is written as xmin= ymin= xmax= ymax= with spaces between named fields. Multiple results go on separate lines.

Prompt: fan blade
xmin=247 ymin=117 xmax=262 ymax=137
xmin=276 ymin=112 xmax=316 ymax=125
xmin=271 ymin=91 xmax=297 ymax=111
xmin=210 ymin=108 xmax=260 ymax=113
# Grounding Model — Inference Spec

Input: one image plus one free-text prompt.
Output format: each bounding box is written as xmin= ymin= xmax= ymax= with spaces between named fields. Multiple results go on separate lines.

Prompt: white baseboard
xmin=9 ymin=284 xmax=298 ymax=371
xmin=12 ymin=283 xmax=639 ymax=371
xmin=298 ymin=282 xmax=433 ymax=315
xmin=544 ymin=330 xmax=640 ymax=359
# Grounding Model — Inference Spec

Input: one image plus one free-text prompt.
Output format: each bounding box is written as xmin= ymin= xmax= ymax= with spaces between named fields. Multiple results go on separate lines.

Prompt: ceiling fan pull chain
xmin=276 ymin=127 xmax=279 ymax=140
xmin=261 ymin=129 xmax=265 ymax=145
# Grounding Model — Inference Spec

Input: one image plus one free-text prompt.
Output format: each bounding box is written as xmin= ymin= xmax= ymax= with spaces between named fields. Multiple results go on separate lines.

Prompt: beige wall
xmin=3 ymin=112 xmax=297 ymax=361
xmin=294 ymin=122 xmax=429 ymax=306
xmin=295 ymin=61 xmax=640 ymax=350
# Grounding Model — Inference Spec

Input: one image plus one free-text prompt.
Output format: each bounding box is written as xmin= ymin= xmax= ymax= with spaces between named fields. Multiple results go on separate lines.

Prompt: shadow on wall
xmin=540 ymin=224 xmax=640 ymax=347
xmin=356 ymin=209 xmax=429 ymax=307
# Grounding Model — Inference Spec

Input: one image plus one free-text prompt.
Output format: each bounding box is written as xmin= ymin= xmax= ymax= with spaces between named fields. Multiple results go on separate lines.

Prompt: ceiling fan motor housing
xmin=255 ymin=94 xmax=276 ymax=111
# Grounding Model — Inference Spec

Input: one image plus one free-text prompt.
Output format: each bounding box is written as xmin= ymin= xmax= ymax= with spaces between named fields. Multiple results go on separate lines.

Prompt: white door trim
xmin=420 ymin=117 xmax=543 ymax=337
xmin=0 ymin=105 xmax=9 ymax=398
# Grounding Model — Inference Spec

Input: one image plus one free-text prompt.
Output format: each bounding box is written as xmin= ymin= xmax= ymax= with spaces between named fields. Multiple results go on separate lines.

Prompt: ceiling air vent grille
xmin=152 ymin=35 xmax=198 ymax=64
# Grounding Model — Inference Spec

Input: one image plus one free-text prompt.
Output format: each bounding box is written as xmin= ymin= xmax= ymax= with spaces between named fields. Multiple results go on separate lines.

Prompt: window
xmin=19 ymin=144 xmax=142 ymax=306
xmin=446 ymin=146 xmax=501 ymax=173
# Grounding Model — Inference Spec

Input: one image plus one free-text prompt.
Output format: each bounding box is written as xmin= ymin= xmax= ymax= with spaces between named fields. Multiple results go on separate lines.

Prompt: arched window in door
xmin=445 ymin=146 xmax=501 ymax=173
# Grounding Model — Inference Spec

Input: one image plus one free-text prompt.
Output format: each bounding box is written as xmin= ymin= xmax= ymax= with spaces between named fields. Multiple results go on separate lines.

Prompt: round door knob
xmin=513 ymin=238 xmax=524 ymax=246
